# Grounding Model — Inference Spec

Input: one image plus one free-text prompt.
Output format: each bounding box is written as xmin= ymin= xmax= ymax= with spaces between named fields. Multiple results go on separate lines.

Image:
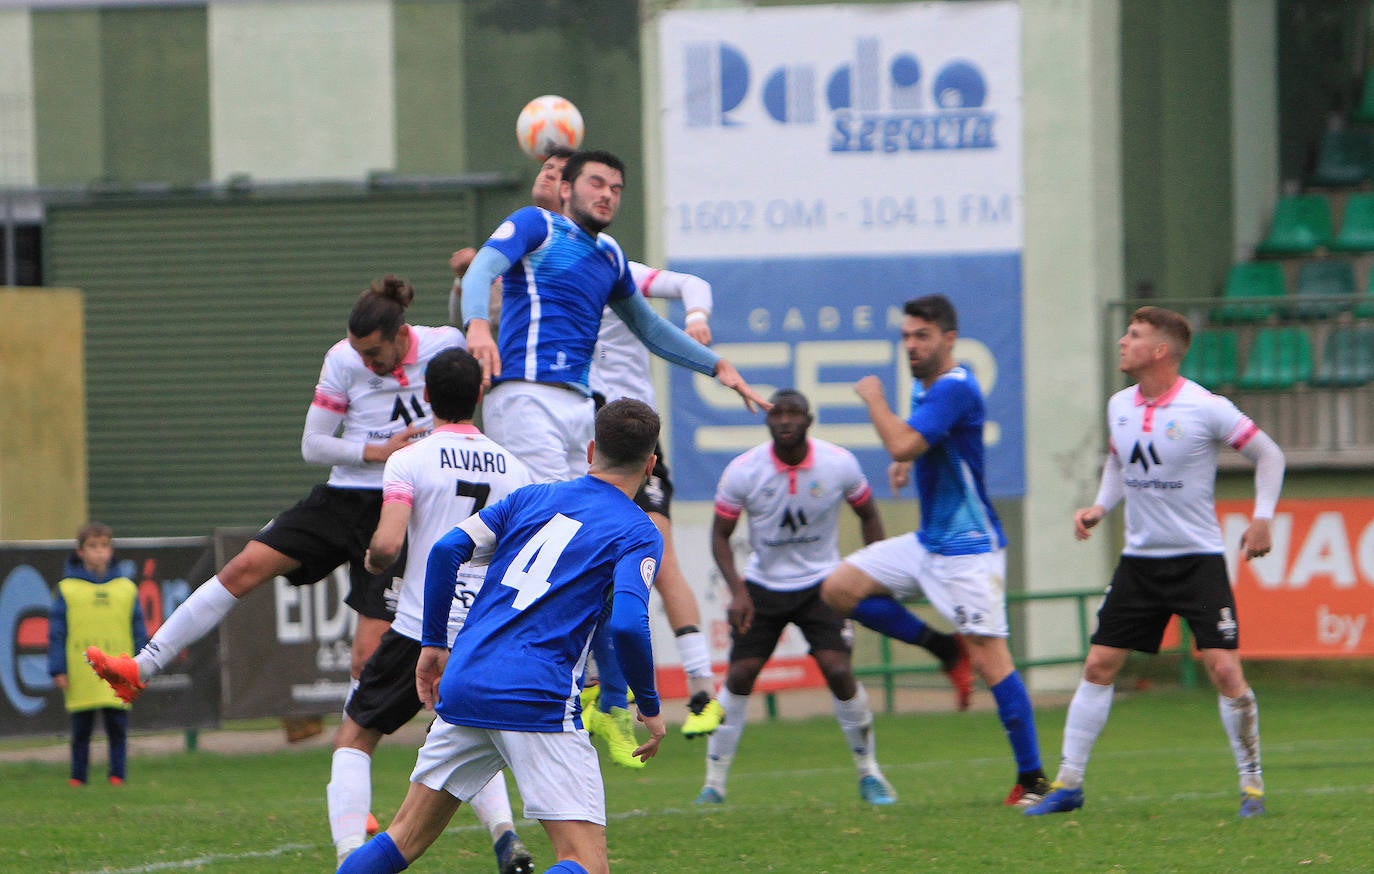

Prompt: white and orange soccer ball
xmin=515 ymin=95 xmax=585 ymax=160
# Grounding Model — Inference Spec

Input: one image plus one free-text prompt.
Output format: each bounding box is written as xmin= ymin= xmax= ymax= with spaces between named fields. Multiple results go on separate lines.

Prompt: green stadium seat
xmin=1312 ymin=327 xmax=1374 ymax=387
xmin=1310 ymin=129 xmax=1373 ymax=187
xmin=1180 ymin=330 xmax=1239 ymax=390
xmin=1255 ymin=194 xmax=1333 ymax=257
xmin=1238 ymin=327 xmax=1314 ymax=390
xmin=1294 ymin=258 xmax=1356 ymax=319
xmin=1331 ymin=192 xmax=1374 ymax=252
xmin=1359 ymin=270 xmax=1374 ymax=319
xmin=1210 ymin=262 xmax=1287 ymax=323
xmin=1355 ymin=68 xmax=1374 ymax=124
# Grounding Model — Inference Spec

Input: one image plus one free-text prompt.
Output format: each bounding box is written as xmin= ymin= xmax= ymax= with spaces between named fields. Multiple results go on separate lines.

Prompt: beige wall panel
xmin=0 ymin=289 xmax=87 ymax=540
xmin=0 ymin=10 xmax=37 ymax=186
xmin=1021 ymin=0 xmax=1123 ymax=688
xmin=208 ymin=0 xmax=395 ymax=181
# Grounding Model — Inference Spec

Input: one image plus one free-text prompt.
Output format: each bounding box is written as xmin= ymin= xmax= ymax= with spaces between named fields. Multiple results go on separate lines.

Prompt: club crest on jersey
xmin=1165 ymin=420 xmax=1183 ymax=440
xmin=639 ymin=557 xmax=657 ymax=590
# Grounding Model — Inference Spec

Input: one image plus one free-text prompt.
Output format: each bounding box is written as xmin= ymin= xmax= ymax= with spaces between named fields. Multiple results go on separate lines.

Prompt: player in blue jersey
xmin=337 ymin=399 xmax=666 ymax=874
xmin=458 ymin=149 xmax=766 ymax=484
xmin=820 ymin=294 xmax=1050 ymax=808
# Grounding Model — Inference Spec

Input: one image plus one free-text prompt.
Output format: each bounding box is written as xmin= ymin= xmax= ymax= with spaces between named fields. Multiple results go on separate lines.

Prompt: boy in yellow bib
xmin=47 ymin=522 xmax=148 ymax=785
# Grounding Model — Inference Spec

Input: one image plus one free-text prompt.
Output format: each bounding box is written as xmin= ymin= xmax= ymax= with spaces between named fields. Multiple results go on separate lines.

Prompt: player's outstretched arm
xmin=713 ymin=359 xmax=770 ymax=413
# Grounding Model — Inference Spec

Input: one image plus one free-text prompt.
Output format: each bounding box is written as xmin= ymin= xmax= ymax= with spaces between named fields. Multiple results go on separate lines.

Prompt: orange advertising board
xmin=1220 ymin=498 xmax=1374 ymax=658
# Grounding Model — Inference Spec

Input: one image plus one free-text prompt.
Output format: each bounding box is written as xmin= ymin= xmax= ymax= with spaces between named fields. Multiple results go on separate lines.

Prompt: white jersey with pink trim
xmin=310 ymin=324 xmax=465 ymax=489
xmin=1106 ymin=377 xmax=1259 ymax=557
xmin=715 ymin=438 xmax=873 ymax=591
xmin=381 ymin=424 xmax=533 ymax=643
xmin=589 ymin=261 xmax=713 ymax=405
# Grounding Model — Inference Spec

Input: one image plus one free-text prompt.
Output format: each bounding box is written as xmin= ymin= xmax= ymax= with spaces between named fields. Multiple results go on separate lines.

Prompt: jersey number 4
xmin=498 ymin=513 xmax=583 ymax=610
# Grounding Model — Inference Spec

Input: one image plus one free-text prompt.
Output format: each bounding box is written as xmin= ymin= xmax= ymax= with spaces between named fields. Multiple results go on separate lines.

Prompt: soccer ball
xmin=516 ymin=95 xmax=585 ymax=160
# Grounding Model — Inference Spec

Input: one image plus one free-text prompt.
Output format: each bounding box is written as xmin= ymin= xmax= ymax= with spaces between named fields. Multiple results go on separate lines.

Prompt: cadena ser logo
xmin=683 ymin=36 xmax=996 ymax=153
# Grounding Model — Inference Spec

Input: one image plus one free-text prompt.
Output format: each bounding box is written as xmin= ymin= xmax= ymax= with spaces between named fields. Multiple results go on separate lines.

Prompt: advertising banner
xmin=658 ymin=2 xmax=1024 ymax=503
xmin=216 ymin=529 xmax=357 ymax=720
xmin=0 ymin=538 xmax=218 ymax=738
xmin=1223 ymin=499 xmax=1374 ymax=658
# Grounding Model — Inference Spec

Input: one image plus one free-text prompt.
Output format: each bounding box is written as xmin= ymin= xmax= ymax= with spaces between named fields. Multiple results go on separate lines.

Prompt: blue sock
xmin=991 ymin=671 xmax=1042 ymax=774
xmin=591 ymin=622 xmax=628 ymax=711
xmin=336 ymin=832 xmax=407 ymax=873
xmin=544 ymin=862 xmax=590 ymax=874
xmin=850 ymin=596 xmax=930 ymax=645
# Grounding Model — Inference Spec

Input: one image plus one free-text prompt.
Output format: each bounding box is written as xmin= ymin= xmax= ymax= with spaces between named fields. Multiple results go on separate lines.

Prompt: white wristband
xmin=685 ymin=311 xmax=708 ymax=325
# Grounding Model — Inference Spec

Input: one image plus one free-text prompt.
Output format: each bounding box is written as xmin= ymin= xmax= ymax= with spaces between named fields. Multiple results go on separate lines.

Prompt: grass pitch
xmin=4 ymin=678 xmax=1373 ymax=873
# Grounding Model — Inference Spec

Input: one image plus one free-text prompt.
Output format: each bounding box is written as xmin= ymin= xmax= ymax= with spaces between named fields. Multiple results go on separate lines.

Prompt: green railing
xmin=849 ymin=588 xmax=1197 ymax=715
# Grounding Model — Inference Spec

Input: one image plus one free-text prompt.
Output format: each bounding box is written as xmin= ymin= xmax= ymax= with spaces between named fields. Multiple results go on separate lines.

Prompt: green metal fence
xmin=849 ymin=588 xmax=1197 ymax=715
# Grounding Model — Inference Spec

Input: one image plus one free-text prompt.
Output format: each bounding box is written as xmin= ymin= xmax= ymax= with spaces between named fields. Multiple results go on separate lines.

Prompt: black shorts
xmin=344 ymin=629 xmax=425 ymax=734
xmin=634 ymin=448 xmax=673 ymax=518
xmin=731 ymin=581 xmax=853 ymax=661
xmin=1091 ymin=553 xmax=1239 ymax=652
xmin=252 ymin=484 xmax=405 ymax=621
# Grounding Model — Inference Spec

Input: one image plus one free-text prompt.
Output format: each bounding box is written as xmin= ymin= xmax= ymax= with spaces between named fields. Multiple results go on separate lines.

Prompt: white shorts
xmin=844 ymin=535 xmax=1009 ymax=637
xmin=482 ymin=381 xmax=594 ymax=483
xmin=411 ymin=716 xmax=606 ymax=824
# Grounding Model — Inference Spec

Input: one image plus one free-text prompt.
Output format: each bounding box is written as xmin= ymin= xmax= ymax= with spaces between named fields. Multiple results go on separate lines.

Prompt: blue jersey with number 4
xmin=423 ymin=475 xmax=663 ymax=732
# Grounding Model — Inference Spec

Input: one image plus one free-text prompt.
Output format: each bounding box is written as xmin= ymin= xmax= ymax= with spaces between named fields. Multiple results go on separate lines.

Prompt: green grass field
xmin=4 ymin=678 xmax=1373 ymax=873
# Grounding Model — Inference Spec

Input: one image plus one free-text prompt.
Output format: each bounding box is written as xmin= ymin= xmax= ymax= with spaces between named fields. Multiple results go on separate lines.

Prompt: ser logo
xmin=684 ymin=36 xmax=995 ymax=152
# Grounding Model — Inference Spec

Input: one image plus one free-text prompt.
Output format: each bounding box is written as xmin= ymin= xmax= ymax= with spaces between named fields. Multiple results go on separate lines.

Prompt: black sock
xmin=917 ymin=628 xmax=959 ymax=667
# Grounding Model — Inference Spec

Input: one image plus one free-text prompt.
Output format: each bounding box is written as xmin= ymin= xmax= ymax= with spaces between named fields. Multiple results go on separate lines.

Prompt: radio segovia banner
xmin=658 ymin=1 xmax=1025 ymax=502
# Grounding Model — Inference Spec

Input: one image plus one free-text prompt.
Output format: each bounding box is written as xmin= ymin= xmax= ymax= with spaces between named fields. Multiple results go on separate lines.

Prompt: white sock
xmin=468 ymin=771 xmax=516 ymax=841
xmin=832 ymin=684 xmax=879 ymax=778
xmin=1056 ymin=679 xmax=1114 ymax=788
xmin=704 ymin=688 xmax=749 ymax=793
xmin=327 ymin=747 xmax=372 ymax=857
xmin=675 ymin=629 xmax=714 ymax=681
xmin=135 ymin=576 xmax=239 ymax=680
xmin=1219 ymin=689 xmax=1263 ymax=794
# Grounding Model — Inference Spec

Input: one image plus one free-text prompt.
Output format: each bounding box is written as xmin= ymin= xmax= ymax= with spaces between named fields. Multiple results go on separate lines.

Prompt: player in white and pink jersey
xmin=1026 ymin=306 xmax=1285 ymax=820
xmin=327 ymin=348 xmax=536 ymax=871
xmin=695 ymin=389 xmax=901 ymax=807
xmin=589 ymin=261 xmax=713 ymax=406
xmin=89 ymin=276 xmax=465 ymax=705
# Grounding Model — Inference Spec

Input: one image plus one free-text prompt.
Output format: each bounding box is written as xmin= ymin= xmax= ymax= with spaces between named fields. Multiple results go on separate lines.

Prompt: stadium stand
xmin=1312 ymin=326 xmax=1374 ymax=387
xmin=1210 ymin=261 xmax=1288 ymax=323
xmin=1329 ymin=191 xmax=1374 ymax=251
xmin=1238 ymin=327 xmax=1314 ymax=390
xmin=1309 ymin=127 xmax=1373 ymax=187
xmin=1293 ymin=258 xmax=1357 ymax=319
xmin=1256 ymin=194 xmax=1333 ymax=256
xmin=1180 ymin=329 xmax=1240 ymax=390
